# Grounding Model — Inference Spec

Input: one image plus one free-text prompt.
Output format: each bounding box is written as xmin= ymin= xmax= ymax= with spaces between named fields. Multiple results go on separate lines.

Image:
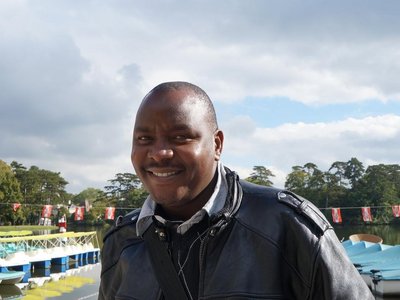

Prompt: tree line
xmin=225 ymin=158 xmax=400 ymax=224
xmin=1 ymin=158 xmax=399 ymax=226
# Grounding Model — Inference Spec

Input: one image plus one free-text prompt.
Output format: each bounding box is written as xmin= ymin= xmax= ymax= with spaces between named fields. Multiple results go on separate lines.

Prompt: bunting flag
xmin=42 ymin=205 xmax=53 ymax=218
xmin=392 ymin=205 xmax=400 ymax=218
xmin=58 ymin=214 xmax=67 ymax=228
xmin=331 ymin=208 xmax=342 ymax=224
xmin=74 ymin=206 xmax=85 ymax=221
xmin=361 ymin=207 xmax=372 ymax=222
xmin=12 ymin=203 xmax=21 ymax=212
xmin=105 ymin=207 xmax=116 ymax=220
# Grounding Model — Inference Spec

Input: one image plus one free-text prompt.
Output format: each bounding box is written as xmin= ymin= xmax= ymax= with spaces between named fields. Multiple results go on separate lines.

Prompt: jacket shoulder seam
xmin=277 ymin=191 xmax=332 ymax=234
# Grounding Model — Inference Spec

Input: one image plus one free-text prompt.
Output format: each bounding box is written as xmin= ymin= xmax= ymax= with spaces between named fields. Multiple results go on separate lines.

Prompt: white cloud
xmin=222 ymin=114 xmax=400 ymax=188
xmin=5 ymin=0 xmax=396 ymax=105
xmin=1 ymin=0 xmax=400 ymax=193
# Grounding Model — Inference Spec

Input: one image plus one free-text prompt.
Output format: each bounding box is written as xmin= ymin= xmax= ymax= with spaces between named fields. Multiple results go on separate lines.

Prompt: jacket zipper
xmin=198 ymin=225 xmax=219 ymax=299
xmin=198 ymin=233 xmax=209 ymax=299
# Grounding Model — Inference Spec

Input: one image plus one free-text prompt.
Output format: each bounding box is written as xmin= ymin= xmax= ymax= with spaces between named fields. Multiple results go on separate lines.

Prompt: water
xmin=1 ymin=224 xmax=399 ymax=299
xmin=333 ymin=224 xmax=400 ymax=245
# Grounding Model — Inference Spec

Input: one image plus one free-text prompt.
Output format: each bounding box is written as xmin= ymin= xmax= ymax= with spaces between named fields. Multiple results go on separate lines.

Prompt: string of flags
xmin=10 ymin=203 xmax=118 ymax=221
xmin=9 ymin=202 xmax=400 ymax=224
xmin=331 ymin=205 xmax=400 ymax=224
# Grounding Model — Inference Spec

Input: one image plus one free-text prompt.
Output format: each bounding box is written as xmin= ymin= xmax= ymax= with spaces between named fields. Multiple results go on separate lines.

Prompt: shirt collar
xmin=136 ymin=162 xmax=228 ymax=236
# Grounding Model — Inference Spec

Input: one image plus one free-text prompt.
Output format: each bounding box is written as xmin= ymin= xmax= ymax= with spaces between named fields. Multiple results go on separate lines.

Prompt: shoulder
xmin=237 ymin=180 xmax=332 ymax=235
xmin=101 ymin=208 xmax=143 ymax=275
xmin=275 ymin=190 xmax=332 ymax=234
xmin=103 ymin=208 xmax=141 ymax=243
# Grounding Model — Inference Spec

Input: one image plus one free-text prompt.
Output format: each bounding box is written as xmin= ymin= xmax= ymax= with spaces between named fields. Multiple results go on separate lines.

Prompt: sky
xmin=1 ymin=0 xmax=400 ymax=194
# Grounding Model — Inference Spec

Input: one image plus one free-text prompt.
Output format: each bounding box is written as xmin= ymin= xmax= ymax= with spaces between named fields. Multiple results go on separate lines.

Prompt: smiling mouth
xmin=151 ymin=171 xmax=178 ymax=177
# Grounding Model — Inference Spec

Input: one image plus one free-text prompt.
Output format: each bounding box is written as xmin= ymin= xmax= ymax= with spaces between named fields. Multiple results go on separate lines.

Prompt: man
xmin=99 ymin=82 xmax=374 ymax=299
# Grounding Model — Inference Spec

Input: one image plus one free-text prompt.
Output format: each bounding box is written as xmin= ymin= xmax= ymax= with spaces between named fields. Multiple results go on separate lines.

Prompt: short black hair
xmin=145 ymin=81 xmax=219 ymax=131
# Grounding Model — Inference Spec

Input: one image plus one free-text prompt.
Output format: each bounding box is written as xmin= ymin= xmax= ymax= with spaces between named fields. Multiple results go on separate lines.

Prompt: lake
xmin=1 ymin=224 xmax=399 ymax=299
xmin=333 ymin=223 xmax=400 ymax=245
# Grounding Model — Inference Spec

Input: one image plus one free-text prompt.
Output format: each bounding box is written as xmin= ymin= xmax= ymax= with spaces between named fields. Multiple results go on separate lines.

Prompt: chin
xmin=151 ymin=192 xmax=190 ymax=207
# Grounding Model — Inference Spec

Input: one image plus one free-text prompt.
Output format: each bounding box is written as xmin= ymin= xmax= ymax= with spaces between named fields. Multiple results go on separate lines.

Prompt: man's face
xmin=131 ymin=89 xmax=223 ymax=214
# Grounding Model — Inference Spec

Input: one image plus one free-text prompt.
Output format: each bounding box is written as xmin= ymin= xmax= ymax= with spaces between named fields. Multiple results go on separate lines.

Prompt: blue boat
xmin=371 ymin=269 xmax=400 ymax=296
xmin=345 ymin=241 xmax=391 ymax=257
xmin=343 ymin=239 xmax=400 ymax=295
xmin=350 ymin=245 xmax=400 ymax=267
xmin=0 ymin=271 xmax=25 ymax=285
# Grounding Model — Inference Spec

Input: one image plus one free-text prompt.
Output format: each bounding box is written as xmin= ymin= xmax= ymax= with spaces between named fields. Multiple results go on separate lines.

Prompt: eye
xmin=136 ymin=136 xmax=152 ymax=144
xmin=173 ymin=135 xmax=193 ymax=142
xmin=174 ymin=135 xmax=187 ymax=140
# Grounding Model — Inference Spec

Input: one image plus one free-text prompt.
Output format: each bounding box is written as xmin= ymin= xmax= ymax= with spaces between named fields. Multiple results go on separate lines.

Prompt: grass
xmin=0 ymin=225 xmax=58 ymax=231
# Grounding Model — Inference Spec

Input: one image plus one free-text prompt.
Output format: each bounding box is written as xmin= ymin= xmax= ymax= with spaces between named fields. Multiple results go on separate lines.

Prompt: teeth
xmin=153 ymin=171 xmax=177 ymax=177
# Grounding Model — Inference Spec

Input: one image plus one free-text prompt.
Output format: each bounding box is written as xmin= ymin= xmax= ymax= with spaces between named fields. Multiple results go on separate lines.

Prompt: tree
xmin=344 ymin=163 xmax=400 ymax=224
xmin=0 ymin=160 xmax=24 ymax=224
xmin=69 ymin=188 xmax=106 ymax=225
xmin=245 ymin=166 xmax=275 ymax=186
xmin=11 ymin=162 xmax=69 ymax=205
xmin=285 ymin=166 xmax=307 ymax=193
xmin=329 ymin=161 xmax=347 ymax=187
xmin=344 ymin=157 xmax=365 ymax=189
xmin=304 ymin=163 xmax=325 ymax=190
xmin=322 ymin=171 xmax=347 ymax=208
xmin=73 ymin=187 xmax=104 ymax=206
xmin=285 ymin=163 xmax=326 ymax=207
xmin=357 ymin=164 xmax=399 ymax=205
xmin=10 ymin=161 xmax=70 ymax=225
xmin=105 ymin=172 xmax=148 ymax=209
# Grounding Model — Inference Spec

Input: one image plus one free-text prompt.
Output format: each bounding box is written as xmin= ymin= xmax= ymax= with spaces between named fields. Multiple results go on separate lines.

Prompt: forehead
xmin=135 ymin=89 xmax=208 ymax=129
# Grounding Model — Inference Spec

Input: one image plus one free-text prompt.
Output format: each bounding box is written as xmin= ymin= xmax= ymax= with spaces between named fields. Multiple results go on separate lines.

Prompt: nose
xmin=148 ymin=141 xmax=174 ymax=162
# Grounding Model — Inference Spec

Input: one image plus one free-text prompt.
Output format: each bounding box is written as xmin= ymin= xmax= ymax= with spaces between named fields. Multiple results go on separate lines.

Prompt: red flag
xmin=361 ymin=207 xmax=372 ymax=222
xmin=12 ymin=203 xmax=21 ymax=212
xmin=331 ymin=208 xmax=342 ymax=224
xmin=392 ymin=205 xmax=400 ymax=218
xmin=105 ymin=207 xmax=116 ymax=220
xmin=74 ymin=206 xmax=85 ymax=221
xmin=42 ymin=205 xmax=53 ymax=218
xmin=58 ymin=214 xmax=67 ymax=229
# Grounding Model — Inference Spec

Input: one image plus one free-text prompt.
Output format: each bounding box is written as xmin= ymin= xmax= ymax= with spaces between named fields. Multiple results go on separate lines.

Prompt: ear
xmin=214 ymin=130 xmax=224 ymax=160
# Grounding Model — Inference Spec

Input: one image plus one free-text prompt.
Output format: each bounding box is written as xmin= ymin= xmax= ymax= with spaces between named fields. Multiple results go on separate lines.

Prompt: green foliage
xmin=0 ymin=160 xmax=24 ymax=225
xmin=2 ymin=158 xmax=400 ymax=226
xmin=285 ymin=166 xmax=307 ymax=192
xmin=0 ymin=160 xmax=23 ymax=203
xmin=285 ymin=163 xmax=326 ymax=207
xmin=104 ymin=172 xmax=148 ymax=209
xmin=11 ymin=161 xmax=69 ymax=205
xmin=245 ymin=166 xmax=275 ymax=186
xmin=284 ymin=158 xmax=400 ymax=225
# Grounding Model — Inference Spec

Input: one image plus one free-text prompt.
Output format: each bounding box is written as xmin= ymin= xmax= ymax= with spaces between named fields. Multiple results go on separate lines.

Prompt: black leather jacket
xmin=99 ymin=172 xmax=374 ymax=300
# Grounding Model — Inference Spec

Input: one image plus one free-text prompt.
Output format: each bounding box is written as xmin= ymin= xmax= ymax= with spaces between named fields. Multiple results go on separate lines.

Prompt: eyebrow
xmin=134 ymin=126 xmax=151 ymax=132
xmin=134 ymin=124 xmax=193 ymax=132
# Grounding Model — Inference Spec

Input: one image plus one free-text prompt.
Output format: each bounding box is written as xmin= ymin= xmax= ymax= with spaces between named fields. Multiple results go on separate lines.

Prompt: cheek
xmin=190 ymin=145 xmax=217 ymax=176
xmin=186 ymin=145 xmax=215 ymax=168
xmin=192 ymin=145 xmax=203 ymax=157
xmin=131 ymin=148 xmax=145 ymax=173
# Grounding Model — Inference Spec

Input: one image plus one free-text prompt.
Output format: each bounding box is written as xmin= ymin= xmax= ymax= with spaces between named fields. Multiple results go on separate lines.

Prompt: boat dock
xmin=0 ymin=231 xmax=100 ymax=285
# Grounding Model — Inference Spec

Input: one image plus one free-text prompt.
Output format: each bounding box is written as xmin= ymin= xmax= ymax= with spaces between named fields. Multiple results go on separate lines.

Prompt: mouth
xmin=146 ymin=168 xmax=183 ymax=179
xmin=151 ymin=171 xmax=179 ymax=177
